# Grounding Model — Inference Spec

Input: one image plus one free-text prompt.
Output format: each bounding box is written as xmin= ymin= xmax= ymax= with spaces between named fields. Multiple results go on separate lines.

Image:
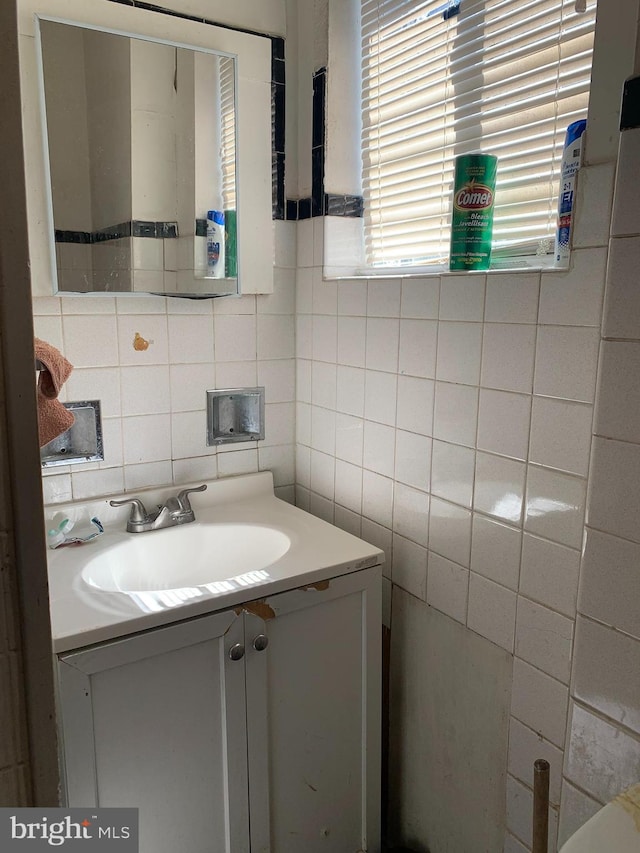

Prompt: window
xmin=361 ymin=0 xmax=597 ymax=268
xmin=220 ymin=56 xmax=237 ymax=211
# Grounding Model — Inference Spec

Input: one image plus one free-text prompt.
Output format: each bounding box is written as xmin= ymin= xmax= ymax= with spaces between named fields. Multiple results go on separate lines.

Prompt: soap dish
xmin=41 ymin=400 xmax=103 ymax=467
xmin=206 ymin=387 xmax=265 ymax=445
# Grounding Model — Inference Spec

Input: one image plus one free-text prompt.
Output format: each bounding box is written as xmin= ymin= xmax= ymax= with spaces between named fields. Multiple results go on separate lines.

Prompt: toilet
xmin=559 ymin=783 xmax=640 ymax=852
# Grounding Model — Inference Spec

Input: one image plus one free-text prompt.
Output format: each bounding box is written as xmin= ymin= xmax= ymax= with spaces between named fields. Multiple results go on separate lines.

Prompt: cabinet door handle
xmin=229 ymin=643 xmax=245 ymax=661
xmin=253 ymin=634 xmax=269 ymax=652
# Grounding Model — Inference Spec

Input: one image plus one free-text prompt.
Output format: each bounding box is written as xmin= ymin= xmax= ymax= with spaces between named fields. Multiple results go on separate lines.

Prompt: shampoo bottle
xmin=555 ymin=120 xmax=586 ymax=266
xmin=207 ymin=210 xmax=226 ymax=278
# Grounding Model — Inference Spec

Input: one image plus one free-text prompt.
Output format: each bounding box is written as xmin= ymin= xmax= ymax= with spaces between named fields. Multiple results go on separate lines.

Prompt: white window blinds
xmin=220 ymin=56 xmax=237 ymax=211
xmin=361 ymin=0 xmax=597 ymax=267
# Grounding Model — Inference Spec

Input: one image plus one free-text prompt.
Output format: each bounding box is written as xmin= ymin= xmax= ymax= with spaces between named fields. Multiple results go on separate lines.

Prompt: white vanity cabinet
xmin=56 ymin=567 xmax=381 ymax=853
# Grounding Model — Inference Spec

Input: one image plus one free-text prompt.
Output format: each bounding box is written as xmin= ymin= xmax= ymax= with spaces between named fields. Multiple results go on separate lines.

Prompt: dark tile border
xmin=286 ymin=66 xmax=363 ymax=220
xmin=272 ymin=37 xmax=286 ymax=220
xmin=55 ymin=221 xmax=178 ymax=243
xmin=621 ymin=75 xmax=640 ymax=130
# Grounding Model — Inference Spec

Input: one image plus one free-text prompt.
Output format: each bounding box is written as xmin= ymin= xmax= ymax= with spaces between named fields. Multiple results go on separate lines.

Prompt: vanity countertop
xmin=46 ymin=473 xmax=383 ymax=654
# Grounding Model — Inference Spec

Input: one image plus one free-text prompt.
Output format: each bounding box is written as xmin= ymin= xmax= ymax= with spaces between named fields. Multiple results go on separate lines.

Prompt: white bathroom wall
xmin=558 ymin=85 xmax=640 ymax=845
xmin=36 ymin=237 xmax=296 ymax=507
xmin=293 ymin=1 xmax=640 ymax=850
xmin=10 ymin=0 xmax=640 ymax=838
xmin=294 ymin=228 xmax=607 ymax=853
xmin=30 ymin=0 xmax=295 ymax=508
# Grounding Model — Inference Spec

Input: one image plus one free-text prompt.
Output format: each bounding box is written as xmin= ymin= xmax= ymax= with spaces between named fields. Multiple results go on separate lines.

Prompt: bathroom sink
xmin=47 ymin=472 xmax=383 ymax=652
xmin=81 ymin=523 xmax=291 ymax=593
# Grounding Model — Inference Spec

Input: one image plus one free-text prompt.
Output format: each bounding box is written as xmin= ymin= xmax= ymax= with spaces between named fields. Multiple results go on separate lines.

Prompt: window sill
xmin=325 ymin=255 xmax=567 ymax=280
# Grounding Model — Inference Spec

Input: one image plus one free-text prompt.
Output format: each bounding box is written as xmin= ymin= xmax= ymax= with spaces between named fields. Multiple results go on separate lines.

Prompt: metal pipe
xmin=533 ymin=758 xmax=550 ymax=853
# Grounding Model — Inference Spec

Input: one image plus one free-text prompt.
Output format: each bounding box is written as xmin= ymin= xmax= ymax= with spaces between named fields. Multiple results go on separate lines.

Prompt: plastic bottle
xmin=224 ymin=209 xmax=237 ymax=278
xmin=449 ymin=153 xmax=498 ymax=271
xmin=555 ymin=119 xmax=587 ymax=266
xmin=206 ymin=210 xmax=226 ymax=278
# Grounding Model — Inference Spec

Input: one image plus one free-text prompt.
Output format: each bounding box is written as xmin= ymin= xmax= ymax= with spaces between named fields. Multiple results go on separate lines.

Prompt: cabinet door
xmin=58 ymin=611 xmax=250 ymax=853
xmin=244 ymin=568 xmax=382 ymax=853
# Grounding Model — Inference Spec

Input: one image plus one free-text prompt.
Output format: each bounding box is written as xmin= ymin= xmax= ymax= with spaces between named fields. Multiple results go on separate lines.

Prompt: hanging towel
xmin=34 ymin=337 xmax=75 ymax=447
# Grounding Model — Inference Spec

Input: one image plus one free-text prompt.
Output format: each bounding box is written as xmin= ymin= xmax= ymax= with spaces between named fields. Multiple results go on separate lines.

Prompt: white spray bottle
xmin=555 ymin=120 xmax=586 ymax=266
xmin=206 ymin=210 xmax=226 ymax=278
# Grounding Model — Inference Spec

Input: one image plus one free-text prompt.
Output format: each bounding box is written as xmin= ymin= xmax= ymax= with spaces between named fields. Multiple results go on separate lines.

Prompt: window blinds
xmin=361 ymin=0 xmax=597 ymax=267
xmin=220 ymin=56 xmax=237 ymax=211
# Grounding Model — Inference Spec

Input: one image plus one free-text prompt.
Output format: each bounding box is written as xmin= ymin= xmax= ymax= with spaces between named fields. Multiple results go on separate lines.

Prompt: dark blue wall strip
xmin=621 ymin=76 xmax=640 ymax=130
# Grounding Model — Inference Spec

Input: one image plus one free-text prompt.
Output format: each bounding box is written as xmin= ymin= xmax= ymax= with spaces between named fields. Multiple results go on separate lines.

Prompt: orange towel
xmin=34 ymin=338 xmax=75 ymax=447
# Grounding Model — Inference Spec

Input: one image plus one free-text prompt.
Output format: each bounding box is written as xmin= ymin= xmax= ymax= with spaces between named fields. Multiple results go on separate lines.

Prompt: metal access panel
xmin=41 ymin=400 xmax=103 ymax=467
xmin=206 ymin=387 xmax=265 ymax=445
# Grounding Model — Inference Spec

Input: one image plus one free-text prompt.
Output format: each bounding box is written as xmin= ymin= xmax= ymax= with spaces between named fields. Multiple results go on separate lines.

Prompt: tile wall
xmin=294 ymin=155 xmax=614 ymax=849
xmin=559 ymin=114 xmax=640 ymax=845
xmin=37 ymin=222 xmax=296 ymax=509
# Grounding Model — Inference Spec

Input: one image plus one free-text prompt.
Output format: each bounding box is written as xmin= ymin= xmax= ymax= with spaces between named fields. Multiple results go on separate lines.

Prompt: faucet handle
xmin=176 ymin=484 xmax=207 ymax=513
xmin=110 ymin=497 xmax=149 ymax=523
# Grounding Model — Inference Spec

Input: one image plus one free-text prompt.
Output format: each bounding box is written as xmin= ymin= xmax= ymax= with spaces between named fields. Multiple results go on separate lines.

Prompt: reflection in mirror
xmin=38 ymin=19 xmax=238 ymax=297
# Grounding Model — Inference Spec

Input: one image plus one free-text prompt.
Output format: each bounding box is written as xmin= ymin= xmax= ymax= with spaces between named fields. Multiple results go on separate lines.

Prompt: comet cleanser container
xmin=449 ymin=153 xmax=498 ymax=271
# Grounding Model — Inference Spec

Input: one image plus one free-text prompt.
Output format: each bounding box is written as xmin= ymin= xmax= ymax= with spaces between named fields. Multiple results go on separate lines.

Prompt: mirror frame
xmin=37 ymin=17 xmax=241 ymax=297
xmin=21 ymin=0 xmax=273 ymax=298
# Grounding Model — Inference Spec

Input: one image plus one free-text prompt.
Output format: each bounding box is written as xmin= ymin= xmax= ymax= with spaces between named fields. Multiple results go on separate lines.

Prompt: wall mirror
xmin=34 ymin=15 xmax=271 ymax=298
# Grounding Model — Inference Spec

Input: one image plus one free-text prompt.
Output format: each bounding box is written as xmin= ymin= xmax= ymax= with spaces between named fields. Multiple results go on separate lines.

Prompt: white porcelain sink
xmin=47 ymin=473 xmax=383 ymax=652
xmin=81 ymin=523 xmax=291 ymax=593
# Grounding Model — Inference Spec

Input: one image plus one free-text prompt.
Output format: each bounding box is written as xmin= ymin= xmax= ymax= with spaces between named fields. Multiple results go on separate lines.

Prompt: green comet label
xmin=449 ymin=154 xmax=498 ymax=271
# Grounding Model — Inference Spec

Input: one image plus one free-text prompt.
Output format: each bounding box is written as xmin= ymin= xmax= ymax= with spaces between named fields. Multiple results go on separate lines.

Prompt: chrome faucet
xmin=110 ymin=485 xmax=207 ymax=533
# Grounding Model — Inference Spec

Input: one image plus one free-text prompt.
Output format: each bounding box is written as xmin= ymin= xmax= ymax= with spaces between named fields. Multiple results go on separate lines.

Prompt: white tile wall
xmin=467 ymin=573 xmax=517 ymax=652
xmin=534 ymin=326 xmax=600 ymax=403
xmin=563 ymin=118 xmax=640 ymax=843
xmin=436 ymin=321 xmax=483 ymax=385
xmin=477 ymin=389 xmax=531 ymax=461
xmin=392 ymin=534 xmax=427 ymax=600
xmin=529 ymin=397 xmax=593 ymax=477
xmin=438 ymin=274 xmax=485 ymax=321
xmin=514 ymin=597 xmax=573 ymax=684
xmin=400 ymin=277 xmax=439 ymax=318
xmin=481 ymin=324 xmax=536 ymax=394
xmin=524 ymin=466 xmax=587 ymax=549
xmin=470 ymin=514 xmax=521 ymax=590
xmin=602 ymin=236 xmax=640 ymax=339
xmin=398 ymin=319 xmax=438 ymax=378
xmin=6 ymin=0 xmax=635 ymax=829
xmin=9 ymin=0 xmax=639 ymax=844
xmin=511 ymin=658 xmax=569 ymax=748
xmin=579 ymin=528 xmax=640 ymax=639
xmin=425 ymin=551 xmax=468 ymax=624
xmin=392 ymin=482 xmax=429 ymax=547
xmin=431 ymin=440 xmax=475 ymax=508
xmin=565 ymin=703 xmax=640 ymax=804
xmin=595 ymin=341 xmax=640 ymax=444
xmin=38 ymin=224 xmax=296 ymax=506
xmin=506 ymin=774 xmax=559 ymax=850
xmin=508 ymin=717 xmax=563 ymax=805
xmin=538 ymin=248 xmax=607 ymax=327
xmin=572 ymin=616 xmax=640 ymax=734
xmin=519 ymin=534 xmax=580 ymax=618
xmin=433 ymin=381 xmax=478 ymax=447
xmin=295 ymin=195 xmax=604 ymax=851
